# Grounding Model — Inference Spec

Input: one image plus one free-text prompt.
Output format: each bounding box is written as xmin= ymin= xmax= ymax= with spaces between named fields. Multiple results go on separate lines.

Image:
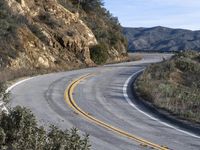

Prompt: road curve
xmin=10 ymin=54 xmax=200 ymax=150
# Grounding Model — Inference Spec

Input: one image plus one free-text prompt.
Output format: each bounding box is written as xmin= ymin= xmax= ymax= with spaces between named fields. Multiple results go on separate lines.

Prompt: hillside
xmin=136 ymin=51 xmax=200 ymax=123
xmin=123 ymin=26 xmax=200 ymax=52
xmin=0 ymin=0 xmax=127 ymax=79
xmin=59 ymin=0 xmax=128 ymax=63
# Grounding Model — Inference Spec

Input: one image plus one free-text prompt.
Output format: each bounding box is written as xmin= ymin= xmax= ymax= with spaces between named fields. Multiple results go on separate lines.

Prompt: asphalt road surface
xmin=10 ymin=53 xmax=200 ymax=150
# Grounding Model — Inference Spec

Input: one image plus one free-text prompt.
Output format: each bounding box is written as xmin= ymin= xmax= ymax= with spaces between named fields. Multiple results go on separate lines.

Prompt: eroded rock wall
xmin=1 ymin=0 xmax=97 ymax=70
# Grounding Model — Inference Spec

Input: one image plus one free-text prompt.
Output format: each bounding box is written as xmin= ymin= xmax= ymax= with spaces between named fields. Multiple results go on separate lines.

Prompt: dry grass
xmin=0 ymin=68 xmax=59 ymax=83
xmin=129 ymin=54 xmax=143 ymax=61
xmin=135 ymin=51 xmax=200 ymax=123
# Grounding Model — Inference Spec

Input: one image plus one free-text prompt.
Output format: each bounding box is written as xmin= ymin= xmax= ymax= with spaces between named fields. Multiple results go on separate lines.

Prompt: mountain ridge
xmin=123 ymin=26 xmax=200 ymax=52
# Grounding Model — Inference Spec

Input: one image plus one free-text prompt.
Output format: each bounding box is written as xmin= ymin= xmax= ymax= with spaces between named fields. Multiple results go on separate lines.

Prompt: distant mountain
xmin=123 ymin=26 xmax=200 ymax=52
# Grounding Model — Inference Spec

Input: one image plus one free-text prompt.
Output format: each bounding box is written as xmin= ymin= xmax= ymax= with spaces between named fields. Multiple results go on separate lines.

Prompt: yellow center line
xmin=64 ymin=73 xmax=169 ymax=150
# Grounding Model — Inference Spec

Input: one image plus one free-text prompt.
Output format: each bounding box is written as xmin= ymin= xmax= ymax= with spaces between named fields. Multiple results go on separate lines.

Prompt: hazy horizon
xmin=123 ymin=26 xmax=199 ymax=31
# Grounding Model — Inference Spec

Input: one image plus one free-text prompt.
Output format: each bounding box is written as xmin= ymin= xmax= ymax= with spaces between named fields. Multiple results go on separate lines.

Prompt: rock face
xmin=0 ymin=0 xmax=97 ymax=70
xmin=123 ymin=26 xmax=200 ymax=52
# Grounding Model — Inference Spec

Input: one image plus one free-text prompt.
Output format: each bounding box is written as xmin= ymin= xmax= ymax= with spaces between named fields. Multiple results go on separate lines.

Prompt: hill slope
xmin=0 ymin=0 xmax=127 ymax=74
xmin=59 ymin=0 xmax=128 ymax=63
xmin=136 ymin=51 xmax=200 ymax=123
xmin=123 ymin=26 xmax=200 ymax=52
xmin=0 ymin=0 xmax=98 ymax=70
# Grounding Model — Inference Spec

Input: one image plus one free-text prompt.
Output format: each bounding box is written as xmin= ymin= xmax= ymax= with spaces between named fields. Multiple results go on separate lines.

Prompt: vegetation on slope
xmin=0 ymin=0 xmax=127 ymax=79
xmin=136 ymin=51 xmax=200 ymax=123
xmin=0 ymin=0 xmax=98 ymax=71
xmin=90 ymin=43 xmax=108 ymax=65
xmin=58 ymin=0 xmax=128 ymax=64
xmin=0 ymin=83 xmax=10 ymax=104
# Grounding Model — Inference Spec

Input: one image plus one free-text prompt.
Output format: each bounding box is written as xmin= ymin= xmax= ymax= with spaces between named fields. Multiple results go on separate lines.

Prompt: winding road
xmin=10 ymin=53 xmax=200 ymax=150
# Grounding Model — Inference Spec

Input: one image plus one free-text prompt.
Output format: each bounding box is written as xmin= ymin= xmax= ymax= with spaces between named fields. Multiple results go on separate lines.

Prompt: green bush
xmin=0 ymin=83 xmax=90 ymax=150
xmin=175 ymin=58 xmax=197 ymax=72
xmin=0 ymin=106 xmax=90 ymax=150
xmin=177 ymin=50 xmax=198 ymax=59
xmin=90 ymin=43 xmax=108 ymax=64
xmin=0 ymin=82 xmax=9 ymax=103
xmin=145 ymin=61 xmax=175 ymax=80
xmin=196 ymin=55 xmax=200 ymax=62
xmin=79 ymin=0 xmax=103 ymax=12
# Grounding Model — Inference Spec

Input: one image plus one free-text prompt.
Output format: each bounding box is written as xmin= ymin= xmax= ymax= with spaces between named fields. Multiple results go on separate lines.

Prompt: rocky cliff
xmin=0 ymin=0 xmax=98 ymax=71
xmin=123 ymin=26 xmax=200 ymax=52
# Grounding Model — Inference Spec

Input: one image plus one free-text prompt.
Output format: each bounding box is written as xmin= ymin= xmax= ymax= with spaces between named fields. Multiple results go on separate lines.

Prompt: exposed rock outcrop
xmin=0 ymin=0 xmax=97 ymax=70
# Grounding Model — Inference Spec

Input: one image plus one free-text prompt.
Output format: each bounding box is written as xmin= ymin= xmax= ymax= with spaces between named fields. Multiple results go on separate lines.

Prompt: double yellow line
xmin=64 ymin=74 xmax=169 ymax=150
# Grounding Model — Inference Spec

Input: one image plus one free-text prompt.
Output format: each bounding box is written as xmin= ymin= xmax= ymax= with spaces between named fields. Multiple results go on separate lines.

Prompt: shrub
xmin=0 ymin=84 xmax=90 ymax=150
xmin=90 ymin=43 xmax=108 ymax=64
xmin=0 ymin=82 xmax=9 ymax=103
xmin=136 ymin=51 xmax=200 ymax=123
xmin=196 ymin=55 xmax=200 ymax=62
xmin=0 ymin=106 xmax=90 ymax=150
xmin=177 ymin=50 xmax=198 ymax=59
xmin=175 ymin=58 xmax=196 ymax=72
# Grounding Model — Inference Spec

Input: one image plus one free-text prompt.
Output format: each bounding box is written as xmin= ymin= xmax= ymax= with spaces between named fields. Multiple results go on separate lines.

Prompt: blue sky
xmin=104 ymin=0 xmax=200 ymax=30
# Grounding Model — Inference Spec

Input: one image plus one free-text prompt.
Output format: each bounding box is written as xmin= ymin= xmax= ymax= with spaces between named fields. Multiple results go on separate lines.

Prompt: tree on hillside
xmin=81 ymin=0 xmax=103 ymax=11
xmin=69 ymin=0 xmax=103 ymax=12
